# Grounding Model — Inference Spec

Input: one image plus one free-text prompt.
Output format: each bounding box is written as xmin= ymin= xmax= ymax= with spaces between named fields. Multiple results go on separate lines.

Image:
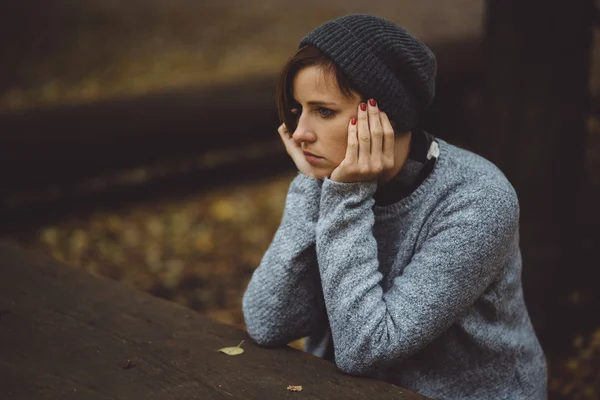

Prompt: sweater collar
xmin=374 ymin=129 xmax=437 ymax=206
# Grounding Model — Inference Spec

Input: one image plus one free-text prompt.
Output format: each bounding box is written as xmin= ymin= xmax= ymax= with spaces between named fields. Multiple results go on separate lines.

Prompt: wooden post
xmin=477 ymin=0 xmax=594 ymax=349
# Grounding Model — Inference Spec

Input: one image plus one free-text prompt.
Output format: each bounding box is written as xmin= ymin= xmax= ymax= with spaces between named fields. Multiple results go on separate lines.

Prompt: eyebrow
xmin=292 ymin=99 xmax=339 ymax=107
xmin=308 ymin=101 xmax=338 ymax=106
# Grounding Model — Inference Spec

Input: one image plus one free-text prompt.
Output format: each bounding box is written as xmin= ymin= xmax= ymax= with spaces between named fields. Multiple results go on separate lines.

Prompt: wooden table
xmin=0 ymin=243 xmax=429 ymax=399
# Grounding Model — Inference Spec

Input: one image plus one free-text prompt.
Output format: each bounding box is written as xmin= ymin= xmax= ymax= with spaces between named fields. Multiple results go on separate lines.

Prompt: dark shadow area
xmin=0 ymin=74 xmax=280 ymax=188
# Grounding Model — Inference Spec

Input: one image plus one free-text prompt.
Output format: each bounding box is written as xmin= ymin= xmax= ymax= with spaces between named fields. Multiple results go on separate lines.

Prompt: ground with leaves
xmin=11 ymin=173 xmax=294 ymax=328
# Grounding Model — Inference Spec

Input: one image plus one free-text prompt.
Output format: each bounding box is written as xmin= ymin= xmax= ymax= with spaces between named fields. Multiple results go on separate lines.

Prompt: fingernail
xmin=369 ymin=99 xmax=376 ymax=107
xmin=360 ymin=102 xmax=367 ymax=111
xmin=351 ymin=117 xmax=357 ymax=125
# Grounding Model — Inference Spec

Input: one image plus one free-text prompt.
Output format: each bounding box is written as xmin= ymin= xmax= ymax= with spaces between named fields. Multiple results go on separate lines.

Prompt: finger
xmin=278 ymin=124 xmax=299 ymax=155
xmin=278 ymin=123 xmax=291 ymax=137
xmin=357 ymin=102 xmax=370 ymax=162
xmin=278 ymin=123 xmax=292 ymax=136
xmin=344 ymin=117 xmax=358 ymax=164
xmin=367 ymin=99 xmax=384 ymax=161
xmin=278 ymin=124 xmax=291 ymax=145
xmin=380 ymin=112 xmax=396 ymax=157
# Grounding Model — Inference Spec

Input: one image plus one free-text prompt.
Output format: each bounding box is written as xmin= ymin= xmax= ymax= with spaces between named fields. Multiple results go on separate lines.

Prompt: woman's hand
xmin=330 ymin=100 xmax=395 ymax=183
xmin=278 ymin=123 xmax=316 ymax=178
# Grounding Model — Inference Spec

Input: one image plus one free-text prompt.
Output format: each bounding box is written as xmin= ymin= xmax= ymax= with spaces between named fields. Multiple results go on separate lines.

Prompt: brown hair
xmin=276 ymin=45 xmax=363 ymax=133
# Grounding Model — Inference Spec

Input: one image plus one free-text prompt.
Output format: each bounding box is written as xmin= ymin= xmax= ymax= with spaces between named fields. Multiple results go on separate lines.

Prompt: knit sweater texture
xmin=242 ymin=139 xmax=548 ymax=399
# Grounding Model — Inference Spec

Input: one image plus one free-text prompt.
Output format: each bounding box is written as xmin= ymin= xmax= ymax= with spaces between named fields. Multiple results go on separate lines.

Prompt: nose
xmin=292 ymin=115 xmax=317 ymax=143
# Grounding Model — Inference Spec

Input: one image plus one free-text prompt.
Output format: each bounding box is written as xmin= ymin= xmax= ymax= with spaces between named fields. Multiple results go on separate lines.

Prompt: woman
xmin=242 ymin=14 xmax=547 ymax=399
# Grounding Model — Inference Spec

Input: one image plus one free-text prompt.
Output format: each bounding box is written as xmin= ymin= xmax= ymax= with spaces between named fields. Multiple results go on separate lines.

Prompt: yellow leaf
xmin=211 ymin=199 xmax=236 ymax=221
xmin=193 ymin=230 xmax=214 ymax=252
xmin=40 ymin=227 xmax=59 ymax=246
xmin=217 ymin=340 xmax=245 ymax=356
xmin=288 ymin=338 xmax=305 ymax=351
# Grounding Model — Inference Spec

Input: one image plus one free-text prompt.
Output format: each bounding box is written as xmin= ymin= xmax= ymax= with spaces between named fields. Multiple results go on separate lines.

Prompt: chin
xmin=311 ymin=168 xmax=334 ymax=180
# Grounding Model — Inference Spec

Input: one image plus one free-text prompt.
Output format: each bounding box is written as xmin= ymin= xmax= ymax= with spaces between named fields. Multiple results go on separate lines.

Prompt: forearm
xmin=243 ymin=174 xmax=325 ymax=346
xmin=316 ymin=179 xmax=389 ymax=370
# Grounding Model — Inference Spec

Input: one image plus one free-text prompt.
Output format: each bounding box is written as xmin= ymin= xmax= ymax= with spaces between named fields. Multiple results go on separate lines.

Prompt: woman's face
xmin=291 ymin=65 xmax=362 ymax=179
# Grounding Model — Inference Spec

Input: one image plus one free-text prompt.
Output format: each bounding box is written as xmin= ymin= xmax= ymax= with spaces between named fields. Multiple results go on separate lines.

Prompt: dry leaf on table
xmin=217 ymin=340 xmax=245 ymax=356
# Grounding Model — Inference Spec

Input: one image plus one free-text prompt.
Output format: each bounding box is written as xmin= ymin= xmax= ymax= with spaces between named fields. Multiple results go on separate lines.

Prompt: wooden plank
xmin=0 ymin=76 xmax=280 ymax=190
xmin=0 ymin=242 xmax=429 ymax=400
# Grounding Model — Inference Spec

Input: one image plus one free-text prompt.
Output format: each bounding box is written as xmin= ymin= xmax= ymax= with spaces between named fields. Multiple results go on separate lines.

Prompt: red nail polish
xmin=351 ymin=117 xmax=357 ymax=125
xmin=369 ymin=99 xmax=376 ymax=107
xmin=360 ymin=103 xmax=367 ymax=111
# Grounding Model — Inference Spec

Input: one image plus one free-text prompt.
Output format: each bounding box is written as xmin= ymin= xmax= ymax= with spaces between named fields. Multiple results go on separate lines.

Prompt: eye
xmin=290 ymin=105 xmax=301 ymax=118
xmin=315 ymin=107 xmax=335 ymax=118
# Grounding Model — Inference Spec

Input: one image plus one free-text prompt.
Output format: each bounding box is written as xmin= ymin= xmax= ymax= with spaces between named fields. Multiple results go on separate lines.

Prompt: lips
xmin=303 ymin=151 xmax=322 ymax=158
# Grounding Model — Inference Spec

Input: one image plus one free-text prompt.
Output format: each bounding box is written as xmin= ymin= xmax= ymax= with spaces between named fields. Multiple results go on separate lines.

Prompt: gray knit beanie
xmin=299 ymin=14 xmax=436 ymax=132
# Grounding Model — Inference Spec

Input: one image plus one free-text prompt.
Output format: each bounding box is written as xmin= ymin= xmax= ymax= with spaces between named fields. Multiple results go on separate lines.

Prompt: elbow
xmin=242 ymin=300 xmax=289 ymax=348
xmin=335 ymin=350 xmax=381 ymax=376
xmin=244 ymin=318 xmax=305 ymax=349
xmin=244 ymin=318 xmax=289 ymax=348
xmin=242 ymin=288 xmax=311 ymax=349
xmin=336 ymin=359 xmax=371 ymax=376
xmin=334 ymin=341 xmax=385 ymax=376
xmin=246 ymin=330 xmax=285 ymax=348
xmin=243 ymin=318 xmax=277 ymax=349
xmin=334 ymin=329 xmax=413 ymax=376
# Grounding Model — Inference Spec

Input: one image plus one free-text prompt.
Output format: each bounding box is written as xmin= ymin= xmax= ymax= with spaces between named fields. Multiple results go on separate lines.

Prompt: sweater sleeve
xmin=242 ymin=173 xmax=325 ymax=347
xmin=315 ymin=178 xmax=519 ymax=375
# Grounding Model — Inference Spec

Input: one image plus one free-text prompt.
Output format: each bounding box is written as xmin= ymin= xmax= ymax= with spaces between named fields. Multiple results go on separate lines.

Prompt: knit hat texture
xmin=299 ymin=14 xmax=437 ymax=131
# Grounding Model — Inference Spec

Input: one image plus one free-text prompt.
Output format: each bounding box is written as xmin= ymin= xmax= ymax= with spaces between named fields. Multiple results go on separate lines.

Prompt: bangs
xmin=276 ymin=45 xmax=359 ymax=133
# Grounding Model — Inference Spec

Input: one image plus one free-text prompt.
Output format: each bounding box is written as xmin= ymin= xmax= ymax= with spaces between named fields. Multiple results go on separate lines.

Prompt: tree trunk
xmin=477 ymin=0 xmax=594 ymax=352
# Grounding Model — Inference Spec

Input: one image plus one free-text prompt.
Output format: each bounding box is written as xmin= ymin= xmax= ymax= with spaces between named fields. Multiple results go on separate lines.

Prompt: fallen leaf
xmin=211 ymin=199 xmax=236 ymax=221
xmin=287 ymin=385 xmax=303 ymax=392
xmin=217 ymin=340 xmax=245 ymax=356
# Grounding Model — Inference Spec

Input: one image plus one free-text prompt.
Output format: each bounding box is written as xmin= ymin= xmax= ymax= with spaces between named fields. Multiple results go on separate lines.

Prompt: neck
xmin=378 ymin=131 xmax=412 ymax=185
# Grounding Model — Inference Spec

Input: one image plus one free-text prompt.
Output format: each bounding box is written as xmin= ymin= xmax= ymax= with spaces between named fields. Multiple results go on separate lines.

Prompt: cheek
xmin=329 ymin=121 xmax=350 ymax=161
xmin=315 ymin=118 xmax=351 ymax=166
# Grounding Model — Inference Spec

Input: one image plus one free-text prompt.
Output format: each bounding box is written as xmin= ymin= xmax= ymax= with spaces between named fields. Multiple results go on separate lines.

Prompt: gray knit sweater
xmin=242 ymin=139 xmax=548 ymax=399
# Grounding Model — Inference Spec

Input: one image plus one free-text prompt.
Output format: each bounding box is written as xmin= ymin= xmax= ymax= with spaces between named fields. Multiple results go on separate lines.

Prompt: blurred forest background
xmin=0 ymin=1 xmax=598 ymax=399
